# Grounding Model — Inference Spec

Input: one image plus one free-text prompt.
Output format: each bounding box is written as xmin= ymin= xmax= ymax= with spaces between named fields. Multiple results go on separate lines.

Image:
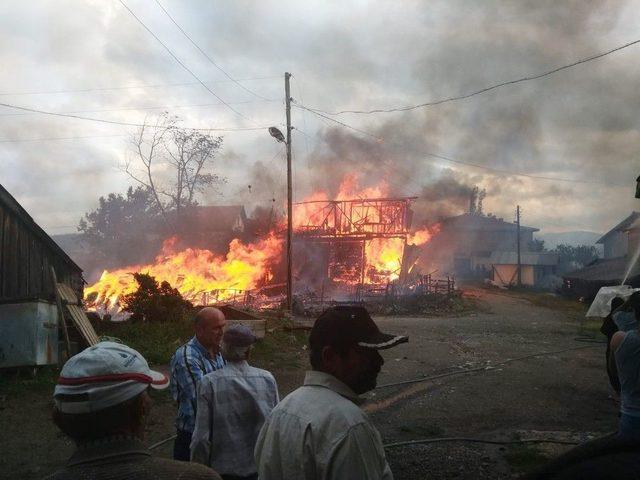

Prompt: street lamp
xmin=635 ymin=174 xmax=640 ymax=199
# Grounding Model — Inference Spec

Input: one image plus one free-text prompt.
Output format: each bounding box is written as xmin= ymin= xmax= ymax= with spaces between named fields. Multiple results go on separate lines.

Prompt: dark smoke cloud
xmin=2 ymin=0 xmax=639 ymax=236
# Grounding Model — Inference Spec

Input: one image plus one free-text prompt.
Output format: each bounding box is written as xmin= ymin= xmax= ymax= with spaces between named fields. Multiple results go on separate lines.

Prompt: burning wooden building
xmin=293 ymin=196 xmax=429 ymax=288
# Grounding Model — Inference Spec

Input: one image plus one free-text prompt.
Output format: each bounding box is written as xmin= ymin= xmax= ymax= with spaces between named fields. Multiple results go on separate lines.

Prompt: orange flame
xmin=85 ymin=233 xmax=283 ymax=308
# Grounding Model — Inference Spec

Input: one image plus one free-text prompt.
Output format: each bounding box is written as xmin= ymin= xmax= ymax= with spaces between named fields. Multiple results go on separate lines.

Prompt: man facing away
xmin=255 ymin=305 xmax=408 ymax=480
xmin=191 ymin=324 xmax=279 ymax=480
xmin=610 ymin=292 xmax=640 ymax=440
xmin=47 ymin=341 xmax=222 ymax=480
xmin=171 ymin=307 xmax=227 ymax=460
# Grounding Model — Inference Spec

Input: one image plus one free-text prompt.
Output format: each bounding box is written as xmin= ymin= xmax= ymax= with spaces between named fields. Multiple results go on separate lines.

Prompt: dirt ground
xmin=0 ymin=287 xmax=616 ymax=479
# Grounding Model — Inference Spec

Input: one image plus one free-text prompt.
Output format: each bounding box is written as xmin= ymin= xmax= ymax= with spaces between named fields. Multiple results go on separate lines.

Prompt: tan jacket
xmin=255 ymin=371 xmax=393 ymax=480
xmin=45 ymin=436 xmax=221 ymax=480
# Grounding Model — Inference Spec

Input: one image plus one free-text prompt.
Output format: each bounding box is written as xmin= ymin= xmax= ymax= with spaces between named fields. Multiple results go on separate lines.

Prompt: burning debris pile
xmin=85 ymin=233 xmax=283 ymax=314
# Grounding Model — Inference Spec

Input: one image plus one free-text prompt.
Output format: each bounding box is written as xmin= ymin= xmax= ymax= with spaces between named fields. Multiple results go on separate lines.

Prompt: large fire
xmin=85 ymin=233 xmax=282 ymax=309
xmin=84 ymin=174 xmax=438 ymax=309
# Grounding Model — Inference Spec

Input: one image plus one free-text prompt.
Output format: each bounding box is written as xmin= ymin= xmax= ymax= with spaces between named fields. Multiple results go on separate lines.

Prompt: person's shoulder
xmin=150 ymin=457 xmax=223 ymax=479
xmin=278 ymin=385 xmax=366 ymax=425
xmin=247 ymin=364 xmax=277 ymax=381
xmin=612 ymin=330 xmax=628 ymax=350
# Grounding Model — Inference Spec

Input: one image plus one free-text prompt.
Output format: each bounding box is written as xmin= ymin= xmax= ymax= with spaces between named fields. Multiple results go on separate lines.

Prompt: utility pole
xmin=516 ymin=205 xmax=522 ymax=287
xmin=285 ymin=72 xmax=293 ymax=312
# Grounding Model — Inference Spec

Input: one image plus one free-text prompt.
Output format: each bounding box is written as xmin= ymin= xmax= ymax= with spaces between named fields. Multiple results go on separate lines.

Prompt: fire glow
xmin=84 ymin=174 xmax=438 ymax=309
xmin=85 ymin=233 xmax=283 ymax=308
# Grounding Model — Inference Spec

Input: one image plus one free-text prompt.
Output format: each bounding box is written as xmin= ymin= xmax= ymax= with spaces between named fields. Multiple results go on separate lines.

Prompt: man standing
xmin=48 ymin=341 xmax=222 ymax=479
xmin=171 ymin=307 xmax=226 ymax=461
xmin=611 ymin=293 xmax=640 ymax=440
xmin=255 ymin=305 xmax=407 ymax=479
xmin=191 ymin=324 xmax=279 ymax=480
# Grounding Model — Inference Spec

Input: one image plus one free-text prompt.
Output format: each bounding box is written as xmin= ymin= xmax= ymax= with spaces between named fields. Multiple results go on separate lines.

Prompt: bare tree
xmin=121 ymin=112 xmax=225 ymax=222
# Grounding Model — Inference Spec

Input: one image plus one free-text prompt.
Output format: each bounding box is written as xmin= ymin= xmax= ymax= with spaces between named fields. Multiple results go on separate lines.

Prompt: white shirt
xmin=254 ymin=370 xmax=393 ymax=480
xmin=190 ymin=360 xmax=279 ymax=476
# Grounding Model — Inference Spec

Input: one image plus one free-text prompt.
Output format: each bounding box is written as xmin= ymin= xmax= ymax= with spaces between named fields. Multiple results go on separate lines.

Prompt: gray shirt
xmin=190 ymin=361 xmax=279 ymax=476
xmin=615 ymin=330 xmax=640 ymax=417
xmin=614 ymin=311 xmax=638 ymax=332
xmin=254 ymin=370 xmax=393 ymax=480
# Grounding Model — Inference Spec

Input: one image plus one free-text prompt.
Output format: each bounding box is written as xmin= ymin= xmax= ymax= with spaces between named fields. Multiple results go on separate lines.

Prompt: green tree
xmin=78 ymin=186 xmax=162 ymax=267
xmin=553 ymin=244 xmax=599 ymax=267
xmin=120 ymin=273 xmax=193 ymax=323
xmin=528 ymin=238 xmax=546 ymax=252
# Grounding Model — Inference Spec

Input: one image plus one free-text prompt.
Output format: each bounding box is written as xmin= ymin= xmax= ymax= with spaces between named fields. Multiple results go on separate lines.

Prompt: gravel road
xmin=1 ymin=288 xmax=615 ymax=479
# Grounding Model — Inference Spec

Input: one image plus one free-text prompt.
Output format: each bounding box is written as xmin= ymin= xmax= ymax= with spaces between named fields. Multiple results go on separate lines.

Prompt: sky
xmin=1 ymin=0 xmax=639 ymax=236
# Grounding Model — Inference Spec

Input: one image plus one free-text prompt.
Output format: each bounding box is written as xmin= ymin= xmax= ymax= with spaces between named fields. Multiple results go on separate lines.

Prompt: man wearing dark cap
xmin=191 ymin=324 xmax=279 ymax=480
xmin=255 ymin=305 xmax=407 ymax=480
xmin=47 ymin=341 xmax=222 ymax=480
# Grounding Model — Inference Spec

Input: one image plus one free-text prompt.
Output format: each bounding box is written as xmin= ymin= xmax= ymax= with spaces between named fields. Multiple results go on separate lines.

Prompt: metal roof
xmin=563 ymin=256 xmax=640 ymax=282
xmin=596 ymin=211 xmax=640 ymax=244
xmin=442 ymin=213 xmax=539 ymax=232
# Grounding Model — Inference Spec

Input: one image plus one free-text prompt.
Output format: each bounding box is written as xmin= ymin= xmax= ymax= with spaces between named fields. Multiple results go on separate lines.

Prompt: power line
xmin=118 ymin=0 xmax=254 ymax=124
xmin=0 ymin=99 xmax=277 ymax=117
xmin=305 ymin=38 xmax=640 ymax=115
xmin=0 ymin=76 xmax=280 ymax=97
xmin=295 ymin=101 xmax=626 ymax=187
xmin=0 ymin=100 xmax=272 ymax=132
xmin=0 ymin=134 xmax=126 ymax=144
xmin=154 ymin=0 xmax=272 ymax=102
xmin=293 ymin=102 xmax=383 ymax=141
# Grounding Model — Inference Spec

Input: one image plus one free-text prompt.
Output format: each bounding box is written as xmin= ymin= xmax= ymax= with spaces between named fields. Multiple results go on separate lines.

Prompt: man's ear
xmin=321 ymin=346 xmax=340 ymax=375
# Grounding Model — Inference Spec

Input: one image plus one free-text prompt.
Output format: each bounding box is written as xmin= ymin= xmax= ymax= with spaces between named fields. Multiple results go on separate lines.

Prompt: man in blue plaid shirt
xmin=170 ymin=307 xmax=226 ymax=461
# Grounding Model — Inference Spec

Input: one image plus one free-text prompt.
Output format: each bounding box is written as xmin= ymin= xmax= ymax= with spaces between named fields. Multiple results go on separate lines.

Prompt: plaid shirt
xmin=190 ymin=361 xmax=279 ymax=476
xmin=170 ymin=336 xmax=225 ymax=433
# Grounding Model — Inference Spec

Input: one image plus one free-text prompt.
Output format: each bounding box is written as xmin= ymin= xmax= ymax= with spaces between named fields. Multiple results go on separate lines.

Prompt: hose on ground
xmin=383 ymin=437 xmax=580 ymax=448
xmin=375 ymin=344 xmax=599 ymax=389
xmin=148 ymin=433 xmax=580 ymax=451
xmin=149 ymin=434 xmax=177 ymax=451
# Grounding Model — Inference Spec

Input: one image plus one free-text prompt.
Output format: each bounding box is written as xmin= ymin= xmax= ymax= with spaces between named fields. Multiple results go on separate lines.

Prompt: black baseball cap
xmin=309 ymin=305 xmax=408 ymax=350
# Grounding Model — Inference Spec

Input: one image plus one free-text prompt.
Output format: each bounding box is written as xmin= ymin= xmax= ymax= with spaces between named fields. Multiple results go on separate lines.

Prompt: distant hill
xmin=536 ymin=231 xmax=603 ymax=251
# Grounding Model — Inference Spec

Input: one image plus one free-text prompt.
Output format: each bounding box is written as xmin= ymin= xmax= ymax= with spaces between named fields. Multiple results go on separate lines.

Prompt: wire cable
xmin=0 ymin=100 xmax=271 ymax=132
xmin=0 ymin=133 xmax=126 ymax=144
xmin=293 ymin=102 xmax=382 ymax=141
xmin=0 ymin=99 xmax=275 ymax=117
xmin=295 ymin=101 xmax=627 ymax=187
xmin=118 ymin=0 xmax=255 ymax=124
xmin=154 ymin=0 xmax=272 ymax=102
xmin=305 ymin=38 xmax=640 ymax=115
xmin=0 ymin=77 xmax=280 ymax=97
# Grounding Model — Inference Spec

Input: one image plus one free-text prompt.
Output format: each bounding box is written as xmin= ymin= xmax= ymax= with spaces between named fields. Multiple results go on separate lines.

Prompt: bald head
xmin=194 ymin=307 xmax=226 ymax=353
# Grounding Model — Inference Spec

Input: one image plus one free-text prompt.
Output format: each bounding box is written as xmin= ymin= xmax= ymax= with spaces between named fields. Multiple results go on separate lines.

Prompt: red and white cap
xmin=54 ymin=341 xmax=169 ymax=414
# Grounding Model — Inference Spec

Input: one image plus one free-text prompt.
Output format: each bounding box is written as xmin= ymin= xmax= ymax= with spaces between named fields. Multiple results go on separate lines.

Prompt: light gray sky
xmin=1 ymin=0 xmax=639 ymax=236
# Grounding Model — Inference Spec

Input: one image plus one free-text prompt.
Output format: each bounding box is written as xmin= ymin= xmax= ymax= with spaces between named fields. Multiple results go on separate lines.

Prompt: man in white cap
xmin=47 ymin=341 xmax=222 ymax=480
xmin=191 ymin=324 xmax=279 ymax=480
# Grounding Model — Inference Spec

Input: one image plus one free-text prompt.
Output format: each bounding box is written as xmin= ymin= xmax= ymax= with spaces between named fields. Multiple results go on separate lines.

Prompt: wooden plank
xmin=52 ymin=268 xmax=72 ymax=358
xmin=0 ymin=206 xmax=4 ymax=299
xmin=17 ymin=225 xmax=29 ymax=296
xmin=3 ymin=215 xmax=18 ymax=298
xmin=66 ymin=305 xmax=100 ymax=345
xmin=57 ymin=284 xmax=78 ymax=304
xmin=29 ymin=238 xmax=42 ymax=297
